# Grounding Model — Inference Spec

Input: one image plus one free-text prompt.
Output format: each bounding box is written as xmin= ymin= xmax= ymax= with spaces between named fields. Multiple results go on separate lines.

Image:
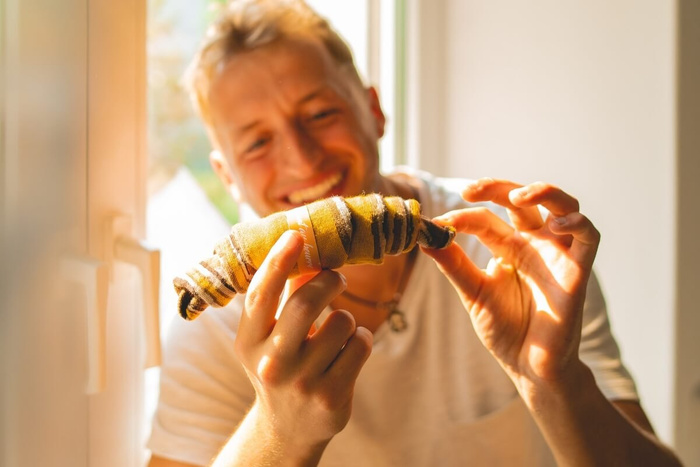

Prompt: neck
xmin=374 ymin=173 xmax=417 ymax=203
xmin=333 ymin=253 xmax=409 ymax=333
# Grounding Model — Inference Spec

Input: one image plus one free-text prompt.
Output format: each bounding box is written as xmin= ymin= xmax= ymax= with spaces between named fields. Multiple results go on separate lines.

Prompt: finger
xmin=325 ymin=326 xmax=373 ymax=390
xmin=242 ymin=230 xmax=304 ymax=344
xmin=435 ymin=207 xmax=516 ymax=260
xmin=462 ymin=178 xmax=544 ymax=231
xmin=509 ymin=182 xmax=580 ymax=217
xmin=305 ymin=309 xmax=357 ymax=373
xmin=281 ymin=272 xmax=321 ymax=329
xmin=288 ymin=273 xmax=317 ymax=292
xmin=273 ymin=270 xmax=347 ymax=353
xmin=421 ymin=242 xmax=484 ymax=301
xmin=548 ymin=212 xmax=600 ymax=267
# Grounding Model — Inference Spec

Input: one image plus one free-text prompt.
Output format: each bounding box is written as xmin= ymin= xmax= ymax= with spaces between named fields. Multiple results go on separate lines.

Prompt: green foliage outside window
xmin=147 ymin=0 xmax=238 ymax=224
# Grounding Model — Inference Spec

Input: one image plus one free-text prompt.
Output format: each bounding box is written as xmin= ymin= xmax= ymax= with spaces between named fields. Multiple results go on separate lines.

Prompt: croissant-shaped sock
xmin=174 ymin=194 xmax=455 ymax=320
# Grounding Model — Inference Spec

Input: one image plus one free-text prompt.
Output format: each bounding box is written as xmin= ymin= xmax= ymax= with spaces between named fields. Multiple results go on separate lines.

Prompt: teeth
xmin=288 ymin=172 xmax=342 ymax=204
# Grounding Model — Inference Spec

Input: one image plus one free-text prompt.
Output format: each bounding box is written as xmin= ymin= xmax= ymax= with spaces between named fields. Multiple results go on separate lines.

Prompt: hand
xmin=235 ymin=230 xmax=373 ymax=451
xmin=422 ymin=179 xmax=600 ymax=393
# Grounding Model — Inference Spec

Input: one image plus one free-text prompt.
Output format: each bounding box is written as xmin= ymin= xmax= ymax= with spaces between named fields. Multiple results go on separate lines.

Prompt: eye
xmin=307 ymin=108 xmax=339 ymax=124
xmin=245 ymin=136 xmax=270 ymax=154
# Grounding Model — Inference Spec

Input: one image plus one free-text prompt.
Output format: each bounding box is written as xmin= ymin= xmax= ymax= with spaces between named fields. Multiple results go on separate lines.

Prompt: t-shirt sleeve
xmin=147 ymin=297 xmax=254 ymax=466
xmin=578 ymin=271 xmax=639 ymax=401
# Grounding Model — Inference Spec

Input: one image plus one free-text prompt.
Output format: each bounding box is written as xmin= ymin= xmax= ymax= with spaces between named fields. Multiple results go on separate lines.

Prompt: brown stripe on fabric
xmin=406 ymin=199 xmax=422 ymax=252
xmin=172 ymin=277 xmax=195 ymax=310
xmin=403 ymin=200 xmax=414 ymax=252
xmin=374 ymin=194 xmax=387 ymax=256
xmin=174 ymin=285 xmax=195 ymax=319
xmin=195 ymin=262 xmax=233 ymax=306
xmin=392 ymin=200 xmax=406 ymax=254
xmin=216 ymin=236 xmax=248 ymax=293
xmin=229 ymin=228 xmax=256 ymax=284
xmin=370 ymin=194 xmax=383 ymax=260
xmin=186 ymin=265 xmax=223 ymax=306
xmin=214 ymin=238 xmax=237 ymax=285
xmin=200 ymin=259 xmax=236 ymax=297
xmin=333 ymin=197 xmax=353 ymax=255
xmin=382 ymin=197 xmax=392 ymax=253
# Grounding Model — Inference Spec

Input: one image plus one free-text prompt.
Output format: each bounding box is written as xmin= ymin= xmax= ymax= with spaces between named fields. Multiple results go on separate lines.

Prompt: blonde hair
xmin=184 ymin=0 xmax=365 ymax=125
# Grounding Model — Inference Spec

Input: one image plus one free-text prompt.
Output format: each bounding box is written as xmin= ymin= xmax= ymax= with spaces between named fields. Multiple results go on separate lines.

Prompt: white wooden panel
xmin=87 ymin=0 xmax=148 ymax=464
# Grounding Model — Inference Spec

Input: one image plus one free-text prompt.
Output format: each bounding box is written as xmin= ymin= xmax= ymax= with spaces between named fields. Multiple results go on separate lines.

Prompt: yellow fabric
xmin=174 ymin=194 xmax=455 ymax=321
xmin=344 ymin=195 xmax=382 ymax=264
xmin=307 ymin=198 xmax=349 ymax=269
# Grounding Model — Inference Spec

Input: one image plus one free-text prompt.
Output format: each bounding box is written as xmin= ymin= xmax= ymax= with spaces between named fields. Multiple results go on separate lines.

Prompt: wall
xmin=407 ymin=0 xmax=691 ymax=450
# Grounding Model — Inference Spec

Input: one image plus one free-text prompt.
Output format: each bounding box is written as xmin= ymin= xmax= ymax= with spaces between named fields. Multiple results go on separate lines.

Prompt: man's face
xmin=207 ymin=37 xmax=385 ymax=217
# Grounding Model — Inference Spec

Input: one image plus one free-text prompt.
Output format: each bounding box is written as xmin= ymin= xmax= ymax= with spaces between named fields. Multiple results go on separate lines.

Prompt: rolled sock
xmin=174 ymin=194 xmax=455 ymax=320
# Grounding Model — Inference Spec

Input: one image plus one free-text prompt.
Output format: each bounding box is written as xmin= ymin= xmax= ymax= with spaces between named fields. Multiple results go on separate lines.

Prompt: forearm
xmin=520 ymin=361 xmax=681 ymax=467
xmin=211 ymin=403 xmax=328 ymax=467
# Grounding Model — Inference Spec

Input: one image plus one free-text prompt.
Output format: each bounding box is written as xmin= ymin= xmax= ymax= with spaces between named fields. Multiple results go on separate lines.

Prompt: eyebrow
xmin=237 ymin=120 xmax=261 ymax=135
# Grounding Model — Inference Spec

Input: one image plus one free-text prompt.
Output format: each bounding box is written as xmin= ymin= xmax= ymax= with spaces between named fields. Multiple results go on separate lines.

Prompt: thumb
xmin=421 ymin=243 xmax=484 ymax=301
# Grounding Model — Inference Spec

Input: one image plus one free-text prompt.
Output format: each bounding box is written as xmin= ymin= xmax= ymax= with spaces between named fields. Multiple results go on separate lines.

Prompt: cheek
xmin=321 ymin=122 xmax=375 ymax=159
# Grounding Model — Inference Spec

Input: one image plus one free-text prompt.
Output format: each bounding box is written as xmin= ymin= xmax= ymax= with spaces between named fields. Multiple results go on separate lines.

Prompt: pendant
xmin=388 ymin=308 xmax=408 ymax=332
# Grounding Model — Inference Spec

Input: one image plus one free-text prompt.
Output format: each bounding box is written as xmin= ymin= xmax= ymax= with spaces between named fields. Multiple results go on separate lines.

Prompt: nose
xmin=275 ymin=123 xmax=322 ymax=176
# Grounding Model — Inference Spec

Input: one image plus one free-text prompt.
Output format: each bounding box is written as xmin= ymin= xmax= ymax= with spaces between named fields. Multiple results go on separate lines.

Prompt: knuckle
xmin=282 ymin=298 xmax=314 ymax=325
xmin=533 ymin=181 xmax=555 ymax=192
xmin=256 ymin=354 xmax=286 ymax=387
xmin=289 ymin=271 xmax=345 ymax=311
xmin=470 ymin=207 xmax=493 ymax=229
xmin=266 ymin=251 xmax=291 ymax=277
xmin=327 ymin=309 xmax=356 ymax=334
xmin=292 ymin=376 xmax=316 ymax=398
xmin=532 ymin=181 xmax=564 ymax=200
xmin=472 ymin=178 xmax=492 ymax=193
xmin=244 ymin=286 xmax=274 ymax=311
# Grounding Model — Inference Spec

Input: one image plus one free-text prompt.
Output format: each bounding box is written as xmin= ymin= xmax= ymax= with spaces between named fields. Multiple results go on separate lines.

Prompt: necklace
xmin=340 ymin=245 xmax=419 ymax=332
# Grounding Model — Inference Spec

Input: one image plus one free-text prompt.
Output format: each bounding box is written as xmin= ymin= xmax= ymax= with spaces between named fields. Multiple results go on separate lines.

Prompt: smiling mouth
xmin=287 ymin=172 xmax=343 ymax=204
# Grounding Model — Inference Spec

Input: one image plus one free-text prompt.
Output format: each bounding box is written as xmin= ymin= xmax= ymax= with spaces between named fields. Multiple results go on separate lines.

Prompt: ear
xmin=367 ymin=86 xmax=386 ymax=138
xmin=209 ymin=150 xmax=242 ymax=202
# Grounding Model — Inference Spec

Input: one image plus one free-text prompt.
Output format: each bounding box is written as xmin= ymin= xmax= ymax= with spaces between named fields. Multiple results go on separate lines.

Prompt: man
xmin=148 ymin=1 xmax=681 ymax=465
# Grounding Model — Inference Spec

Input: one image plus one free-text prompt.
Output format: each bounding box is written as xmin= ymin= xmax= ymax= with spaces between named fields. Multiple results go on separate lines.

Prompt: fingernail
xmin=512 ymin=187 xmax=529 ymax=198
xmin=279 ymin=230 xmax=296 ymax=243
xmin=553 ymin=216 xmax=567 ymax=225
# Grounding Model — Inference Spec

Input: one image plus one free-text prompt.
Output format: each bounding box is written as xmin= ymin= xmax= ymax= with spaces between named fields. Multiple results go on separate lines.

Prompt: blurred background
xmin=2 ymin=0 xmax=698 ymax=465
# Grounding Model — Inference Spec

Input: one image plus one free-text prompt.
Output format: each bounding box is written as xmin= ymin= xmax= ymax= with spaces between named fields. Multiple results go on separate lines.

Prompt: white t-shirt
xmin=148 ymin=169 xmax=638 ymax=466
